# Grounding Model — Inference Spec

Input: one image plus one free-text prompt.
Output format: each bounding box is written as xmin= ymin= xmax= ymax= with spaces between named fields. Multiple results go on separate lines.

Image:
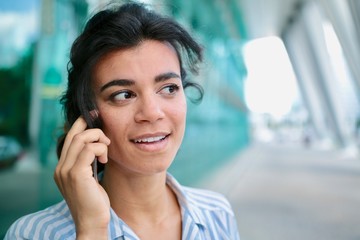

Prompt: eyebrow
xmin=100 ymin=72 xmax=181 ymax=92
xmin=155 ymin=72 xmax=181 ymax=82
xmin=100 ymin=79 xmax=134 ymax=92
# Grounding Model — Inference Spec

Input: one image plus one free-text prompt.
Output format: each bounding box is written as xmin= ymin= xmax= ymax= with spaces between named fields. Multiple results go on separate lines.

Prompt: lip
xmin=131 ymin=132 xmax=170 ymax=142
xmin=130 ymin=132 xmax=171 ymax=152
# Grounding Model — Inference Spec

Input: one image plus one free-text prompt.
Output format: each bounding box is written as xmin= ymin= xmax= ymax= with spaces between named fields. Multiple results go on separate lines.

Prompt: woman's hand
xmin=54 ymin=117 xmax=111 ymax=239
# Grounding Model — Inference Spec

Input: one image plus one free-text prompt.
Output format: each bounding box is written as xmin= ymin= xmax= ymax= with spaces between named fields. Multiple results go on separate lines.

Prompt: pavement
xmin=198 ymin=143 xmax=360 ymax=240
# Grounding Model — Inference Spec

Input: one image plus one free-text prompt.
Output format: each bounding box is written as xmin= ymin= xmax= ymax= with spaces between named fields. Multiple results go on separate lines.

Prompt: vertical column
xmin=29 ymin=0 xmax=88 ymax=167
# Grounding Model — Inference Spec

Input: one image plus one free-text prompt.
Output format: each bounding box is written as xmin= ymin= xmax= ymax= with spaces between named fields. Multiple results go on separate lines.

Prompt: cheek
xmin=98 ymin=108 xmax=127 ymax=137
xmin=171 ymin=99 xmax=187 ymax=128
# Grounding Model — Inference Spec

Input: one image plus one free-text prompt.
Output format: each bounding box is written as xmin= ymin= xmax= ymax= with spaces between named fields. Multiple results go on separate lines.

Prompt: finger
xmin=59 ymin=117 xmax=87 ymax=164
xmin=56 ymin=117 xmax=103 ymax=190
xmin=55 ymin=117 xmax=110 ymax=191
xmin=59 ymin=126 xmax=110 ymax=166
xmin=61 ymin=128 xmax=110 ymax=167
xmin=55 ymin=142 xmax=108 ymax=193
xmin=71 ymin=142 xmax=108 ymax=173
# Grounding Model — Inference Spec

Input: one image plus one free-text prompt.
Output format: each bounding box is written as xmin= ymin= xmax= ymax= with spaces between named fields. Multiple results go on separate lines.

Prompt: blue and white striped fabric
xmin=5 ymin=173 xmax=240 ymax=240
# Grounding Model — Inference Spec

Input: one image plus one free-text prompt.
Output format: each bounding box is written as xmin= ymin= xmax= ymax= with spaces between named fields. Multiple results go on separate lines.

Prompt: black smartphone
xmin=86 ymin=111 xmax=101 ymax=182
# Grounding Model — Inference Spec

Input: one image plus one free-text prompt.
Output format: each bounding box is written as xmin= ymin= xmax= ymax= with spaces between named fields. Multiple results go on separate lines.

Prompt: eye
xmin=159 ymin=84 xmax=180 ymax=96
xmin=110 ymin=90 xmax=136 ymax=102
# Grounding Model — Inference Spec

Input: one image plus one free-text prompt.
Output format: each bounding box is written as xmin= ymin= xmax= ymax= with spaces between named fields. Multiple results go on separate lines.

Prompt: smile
xmin=133 ymin=135 xmax=167 ymax=143
xmin=130 ymin=133 xmax=170 ymax=152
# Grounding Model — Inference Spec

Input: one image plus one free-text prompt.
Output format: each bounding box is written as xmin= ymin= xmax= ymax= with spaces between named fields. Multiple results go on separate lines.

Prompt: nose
xmin=134 ymin=94 xmax=165 ymax=123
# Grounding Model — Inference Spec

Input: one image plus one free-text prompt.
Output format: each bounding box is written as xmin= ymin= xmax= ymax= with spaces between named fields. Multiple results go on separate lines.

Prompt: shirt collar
xmin=166 ymin=173 xmax=207 ymax=230
xmin=108 ymin=208 xmax=140 ymax=240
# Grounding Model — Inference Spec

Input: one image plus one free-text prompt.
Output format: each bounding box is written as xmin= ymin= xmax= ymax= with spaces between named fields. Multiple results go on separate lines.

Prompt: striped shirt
xmin=5 ymin=173 xmax=240 ymax=240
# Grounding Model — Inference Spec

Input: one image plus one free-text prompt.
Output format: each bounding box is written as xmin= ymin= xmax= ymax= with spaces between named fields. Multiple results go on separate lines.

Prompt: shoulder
xmin=182 ymin=186 xmax=235 ymax=215
xmin=180 ymin=186 xmax=240 ymax=239
xmin=4 ymin=200 xmax=75 ymax=240
xmin=166 ymin=173 xmax=234 ymax=215
xmin=167 ymin=174 xmax=241 ymax=239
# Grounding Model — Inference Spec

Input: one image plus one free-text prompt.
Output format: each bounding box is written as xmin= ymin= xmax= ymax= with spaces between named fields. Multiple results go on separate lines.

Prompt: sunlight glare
xmin=243 ymin=36 xmax=298 ymax=118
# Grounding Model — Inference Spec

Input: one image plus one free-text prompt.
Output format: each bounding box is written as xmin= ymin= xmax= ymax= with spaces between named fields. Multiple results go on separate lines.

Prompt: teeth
xmin=134 ymin=136 xmax=166 ymax=143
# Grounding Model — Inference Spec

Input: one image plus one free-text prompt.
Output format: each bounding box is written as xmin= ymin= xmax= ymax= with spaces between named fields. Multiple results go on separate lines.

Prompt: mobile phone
xmin=86 ymin=110 xmax=101 ymax=182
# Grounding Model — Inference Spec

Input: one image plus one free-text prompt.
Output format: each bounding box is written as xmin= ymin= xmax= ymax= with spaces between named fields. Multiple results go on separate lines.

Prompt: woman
xmin=5 ymin=2 xmax=240 ymax=239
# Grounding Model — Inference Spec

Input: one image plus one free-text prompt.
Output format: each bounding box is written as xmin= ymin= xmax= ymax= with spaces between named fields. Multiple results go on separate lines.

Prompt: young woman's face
xmin=93 ymin=40 xmax=186 ymax=176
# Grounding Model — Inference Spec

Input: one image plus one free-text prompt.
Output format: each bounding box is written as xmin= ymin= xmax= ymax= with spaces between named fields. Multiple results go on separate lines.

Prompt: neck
xmin=101 ymin=165 xmax=176 ymax=225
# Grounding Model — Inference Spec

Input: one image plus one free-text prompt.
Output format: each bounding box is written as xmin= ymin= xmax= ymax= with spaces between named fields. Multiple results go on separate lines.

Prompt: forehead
xmin=93 ymin=40 xmax=181 ymax=84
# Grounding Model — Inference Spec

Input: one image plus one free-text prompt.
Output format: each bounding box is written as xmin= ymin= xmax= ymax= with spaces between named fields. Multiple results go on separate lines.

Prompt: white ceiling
xmin=238 ymin=0 xmax=301 ymax=39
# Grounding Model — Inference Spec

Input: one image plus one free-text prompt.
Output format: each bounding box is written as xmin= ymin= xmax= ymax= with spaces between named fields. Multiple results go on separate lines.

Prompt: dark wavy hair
xmin=57 ymin=1 xmax=203 ymax=158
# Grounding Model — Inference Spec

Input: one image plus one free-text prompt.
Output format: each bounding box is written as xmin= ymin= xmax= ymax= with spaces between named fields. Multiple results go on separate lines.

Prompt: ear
xmin=89 ymin=109 xmax=99 ymax=120
xmin=87 ymin=109 xmax=102 ymax=129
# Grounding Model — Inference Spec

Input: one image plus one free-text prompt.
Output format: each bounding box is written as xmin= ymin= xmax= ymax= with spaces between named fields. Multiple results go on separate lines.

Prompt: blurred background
xmin=0 ymin=0 xmax=360 ymax=239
